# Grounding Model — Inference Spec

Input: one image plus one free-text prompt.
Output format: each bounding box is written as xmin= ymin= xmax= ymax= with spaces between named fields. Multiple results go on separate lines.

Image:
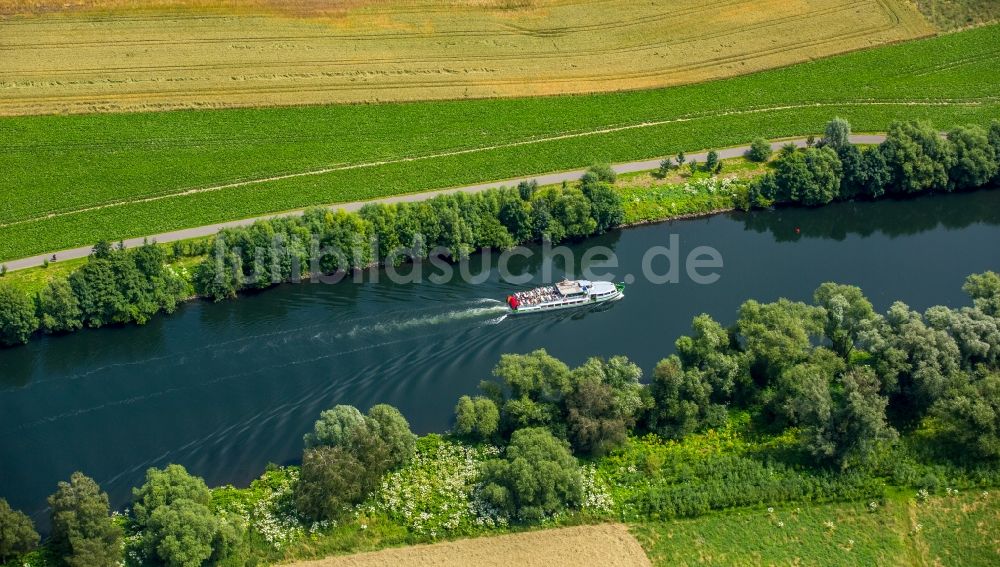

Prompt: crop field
xmin=0 ymin=0 xmax=933 ymax=115
xmin=631 ymin=491 xmax=999 ymax=566
xmin=1 ymin=23 xmax=999 ymax=262
xmin=289 ymin=524 xmax=651 ymax=567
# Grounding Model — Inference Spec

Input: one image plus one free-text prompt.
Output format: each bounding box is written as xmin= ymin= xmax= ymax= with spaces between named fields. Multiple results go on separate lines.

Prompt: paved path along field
xmin=3 ymin=135 xmax=885 ymax=271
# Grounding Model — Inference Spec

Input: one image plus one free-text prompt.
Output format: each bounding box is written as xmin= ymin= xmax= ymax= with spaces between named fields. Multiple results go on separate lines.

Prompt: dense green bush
xmin=48 ymin=472 xmax=123 ymax=567
xmin=0 ymin=498 xmax=38 ymax=563
xmin=0 ymin=282 xmax=37 ymax=346
xmin=194 ymin=182 xmax=622 ymax=302
xmin=132 ymin=464 xmax=238 ymax=567
xmin=752 ymin=118 xmax=999 ymax=209
xmin=453 ymin=395 xmax=500 ymax=441
xmin=0 ymin=243 xmax=189 ymax=348
xmin=303 ymin=405 xmax=366 ymax=449
xmin=480 ymin=427 xmax=583 ymax=521
xmin=295 ymin=445 xmax=369 ymax=522
xmin=295 ymin=403 xmax=417 ymax=521
xmin=747 ymin=138 xmax=773 ymax=162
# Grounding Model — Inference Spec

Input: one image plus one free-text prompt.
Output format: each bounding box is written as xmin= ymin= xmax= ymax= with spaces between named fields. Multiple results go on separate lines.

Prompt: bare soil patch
xmin=286 ymin=523 xmax=651 ymax=567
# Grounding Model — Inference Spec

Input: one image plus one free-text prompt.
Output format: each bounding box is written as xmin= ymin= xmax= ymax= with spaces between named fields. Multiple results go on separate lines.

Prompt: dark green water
xmin=2 ymin=190 xmax=999 ymax=525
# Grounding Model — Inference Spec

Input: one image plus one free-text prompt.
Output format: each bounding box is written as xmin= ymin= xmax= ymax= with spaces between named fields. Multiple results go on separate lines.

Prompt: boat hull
xmin=509 ymin=288 xmax=624 ymax=315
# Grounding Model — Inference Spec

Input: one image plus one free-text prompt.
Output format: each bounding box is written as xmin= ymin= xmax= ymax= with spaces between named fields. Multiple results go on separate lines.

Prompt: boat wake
xmin=342 ymin=301 xmax=508 ymax=338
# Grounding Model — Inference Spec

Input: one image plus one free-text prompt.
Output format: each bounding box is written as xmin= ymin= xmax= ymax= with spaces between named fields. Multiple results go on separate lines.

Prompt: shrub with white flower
xmin=580 ymin=464 xmax=614 ymax=515
xmin=214 ymin=467 xmax=306 ymax=550
xmin=372 ymin=439 xmax=505 ymax=537
xmin=680 ymin=177 xmax=743 ymax=197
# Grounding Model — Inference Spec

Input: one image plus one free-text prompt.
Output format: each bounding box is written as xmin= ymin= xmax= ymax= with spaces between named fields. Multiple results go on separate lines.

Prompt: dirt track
xmin=287 ymin=524 xmax=651 ymax=567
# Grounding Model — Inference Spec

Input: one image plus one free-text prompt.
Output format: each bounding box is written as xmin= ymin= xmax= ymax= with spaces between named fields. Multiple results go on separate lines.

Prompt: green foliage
xmin=372 ymin=440 xmax=506 ymax=537
xmin=142 ymin=498 xmax=219 ymax=567
xmin=824 ymin=117 xmax=852 ymax=150
xmin=131 ymin=465 xmax=241 ymax=567
xmin=963 ymin=270 xmax=1000 ymax=317
xmin=675 ymin=314 xmax=748 ymax=401
xmin=813 ymin=283 xmax=878 ymax=358
xmin=36 ymin=279 xmax=82 ymax=334
xmin=748 ymin=138 xmax=773 ymax=162
xmin=657 ymin=158 xmax=673 ymax=177
xmin=132 ymin=464 xmax=211 ymax=525
xmin=188 ymin=183 xmax=618 ymax=302
xmin=564 ymin=356 xmax=646 ymax=456
xmin=769 ymin=146 xmax=844 ymax=206
xmin=860 ymin=301 xmax=962 ymax=416
xmin=929 ymin=370 xmax=1000 ymax=460
xmin=0 ymin=498 xmax=39 ymax=563
xmin=787 ymin=365 xmax=898 ymax=467
xmin=454 ymin=395 xmax=500 ymax=441
xmin=303 ymin=405 xmax=366 ymax=449
xmin=881 ymin=120 xmax=956 ymax=194
xmin=632 ymin=493 xmax=999 ymax=567
xmin=48 ymin=472 xmax=123 ymax=567
xmin=295 ymin=404 xmax=415 ymax=522
xmin=947 ymin=124 xmax=998 ymax=190
xmin=599 ymin=431 xmax=885 ymax=522
xmin=705 ymin=150 xmax=720 ymax=171
xmin=480 ymin=428 xmax=583 ymax=522
xmin=619 ymin=176 xmax=746 ymax=224
xmin=65 ymin=243 xmax=187 ymax=329
xmin=0 ymin=282 xmax=38 ymax=346
xmin=483 ymin=349 xmax=646 ymax=451
xmin=582 ymin=164 xmax=617 ymax=184
xmin=737 ymin=298 xmax=825 ymax=383
xmin=294 ymin=445 xmax=368 ymax=522
xmin=366 ymin=404 xmax=417 ymax=470
xmin=647 ymin=356 xmax=727 ymax=440
xmin=579 ymin=181 xmax=625 ymax=234
xmin=491 ymin=349 xmax=572 ymax=434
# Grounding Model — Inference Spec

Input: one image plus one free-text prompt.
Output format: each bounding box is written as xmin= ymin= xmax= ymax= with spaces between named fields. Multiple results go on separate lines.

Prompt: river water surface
xmin=2 ymin=190 xmax=999 ymax=524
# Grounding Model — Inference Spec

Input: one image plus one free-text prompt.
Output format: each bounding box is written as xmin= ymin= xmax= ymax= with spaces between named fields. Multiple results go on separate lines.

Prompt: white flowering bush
xmin=372 ymin=437 xmax=506 ymax=537
xmin=580 ymin=464 xmax=614 ymax=515
xmin=213 ymin=467 xmax=307 ymax=550
xmin=681 ymin=177 xmax=742 ymax=196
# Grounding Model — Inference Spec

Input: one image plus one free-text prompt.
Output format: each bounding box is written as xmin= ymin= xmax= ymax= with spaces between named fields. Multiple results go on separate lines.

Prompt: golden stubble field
xmin=287 ymin=523 xmax=652 ymax=567
xmin=0 ymin=0 xmax=933 ymax=115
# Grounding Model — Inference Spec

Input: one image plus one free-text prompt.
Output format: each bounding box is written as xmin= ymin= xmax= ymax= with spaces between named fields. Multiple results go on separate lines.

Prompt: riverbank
xmin=3 ymin=141 xmax=998 ymax=349
xmin=3 ymin=190 xmax=999 ymax=558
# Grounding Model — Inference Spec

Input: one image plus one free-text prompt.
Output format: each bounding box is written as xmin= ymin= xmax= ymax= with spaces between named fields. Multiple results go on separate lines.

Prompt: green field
xmin=631 ymin=491 xmax=999 ymax=566
xmin=2 ymin=24 xmax=1000 ymax=262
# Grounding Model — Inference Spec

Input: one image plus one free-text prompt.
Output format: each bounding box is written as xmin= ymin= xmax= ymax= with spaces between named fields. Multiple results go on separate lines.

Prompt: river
xmin=2 ymin=190 xmax=999 ymax=525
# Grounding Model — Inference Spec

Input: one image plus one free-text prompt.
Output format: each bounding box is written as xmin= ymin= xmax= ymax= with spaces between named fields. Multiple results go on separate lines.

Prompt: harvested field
xmin=287 ymin=524 xmax=651 ymax=567
xmin=0 ymin=0 xmax=933 ymax=115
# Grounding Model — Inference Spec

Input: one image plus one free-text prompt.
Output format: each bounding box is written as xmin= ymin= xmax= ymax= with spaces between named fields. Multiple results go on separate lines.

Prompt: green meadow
xmin=632 ymin=490 xmax=998 ymax=566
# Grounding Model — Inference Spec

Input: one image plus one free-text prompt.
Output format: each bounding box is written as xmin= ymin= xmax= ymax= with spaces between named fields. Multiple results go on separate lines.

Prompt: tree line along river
xmin=1 ymin=189 xmax=999 ymax=526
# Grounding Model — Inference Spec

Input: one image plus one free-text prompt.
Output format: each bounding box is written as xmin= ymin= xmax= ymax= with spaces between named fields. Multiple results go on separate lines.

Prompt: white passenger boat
xmin=506 ymin=279 xmax=625 ymax=314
